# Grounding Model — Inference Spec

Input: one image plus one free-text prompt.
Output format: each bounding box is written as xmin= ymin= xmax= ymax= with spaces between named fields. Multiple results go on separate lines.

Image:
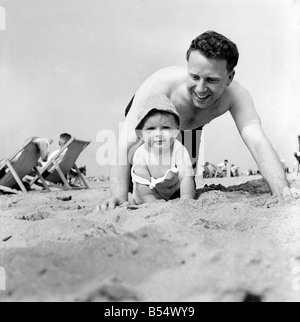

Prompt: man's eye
xmin=207 ymin=79 xmax=219 ymax=83
xmin=190 ymin=74 xmax=199 ymax=80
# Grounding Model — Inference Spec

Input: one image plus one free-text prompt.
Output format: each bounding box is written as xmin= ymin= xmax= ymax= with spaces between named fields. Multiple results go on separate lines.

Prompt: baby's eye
xmin=162 ymin=127 xmax=171 ymax=130
xmin=146 ymin=127 xmax=156 ymax=131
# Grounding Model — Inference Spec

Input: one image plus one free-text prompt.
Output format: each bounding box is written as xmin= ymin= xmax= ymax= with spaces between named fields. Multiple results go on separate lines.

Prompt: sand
xmin=0 ymin=174 xmax=300 ymax=302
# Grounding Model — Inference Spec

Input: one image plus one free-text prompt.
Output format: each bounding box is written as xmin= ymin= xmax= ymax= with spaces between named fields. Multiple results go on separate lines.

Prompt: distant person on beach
xmin=0 ymin=137 xmax=51 ymax=177
xmin=230 ymin=164 xmax=239 ymax=177
xmin=129 ymin=94 xmax=195 ymax=204
xmin=203 ymin=162 xmax=217 ymax=178
xmin=40 ymin=133 xmax=71 ymax=174
xmin=218 ymin=160 xmax=229 ymax=170
xmin=101 ymin=30 xmax=299 ymax=211
xmin=215 ymin=160 xmax=229 ymax=177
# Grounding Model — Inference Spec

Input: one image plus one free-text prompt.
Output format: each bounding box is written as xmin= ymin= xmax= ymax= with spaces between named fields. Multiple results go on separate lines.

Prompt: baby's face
xmin=140 ymin=113 xmax=179 ymax=151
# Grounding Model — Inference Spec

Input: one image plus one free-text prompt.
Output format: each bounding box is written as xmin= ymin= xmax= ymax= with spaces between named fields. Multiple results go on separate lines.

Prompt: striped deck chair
xmin=30 ymin=137 xmax=91 ymax=191
xmin=0 ymin=138 xmax=50 ymax=194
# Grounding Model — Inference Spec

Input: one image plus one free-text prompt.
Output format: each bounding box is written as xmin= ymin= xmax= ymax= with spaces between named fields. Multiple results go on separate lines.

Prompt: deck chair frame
xmin=295 ymin=135 xmax=300 ymax=176
xmin=30 ymin=137 xmax=90 ymax=191
xmin=0 ymin=138 xmax=48 ymax=194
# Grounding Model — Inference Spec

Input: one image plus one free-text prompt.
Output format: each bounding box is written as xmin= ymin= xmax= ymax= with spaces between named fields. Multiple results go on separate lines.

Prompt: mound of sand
xmin=0 ymin=176 xmax=299 ymax=302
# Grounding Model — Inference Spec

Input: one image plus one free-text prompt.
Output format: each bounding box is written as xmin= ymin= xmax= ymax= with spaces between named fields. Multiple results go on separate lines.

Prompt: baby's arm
xmin=180 ymin=176 xmax=195 ymax=200
xmin=176 ymin=144 xmax=196 ymax=200
xmin=136 ymin=183 xmax=160 ymax=203
xmin=133 ymin=149 xmax=161 ymax=204
xmin=134 ymin=165 xmax=162 ymax=203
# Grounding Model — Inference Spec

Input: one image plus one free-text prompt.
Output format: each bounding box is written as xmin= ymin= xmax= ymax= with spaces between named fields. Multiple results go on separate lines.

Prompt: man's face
xmin=59 ymin=138 xmax=67 ymax=148
xmin=186 ymin=51 xmax=235 ymax=109
xmin=140 ymin=113 xmax=179 ymax=152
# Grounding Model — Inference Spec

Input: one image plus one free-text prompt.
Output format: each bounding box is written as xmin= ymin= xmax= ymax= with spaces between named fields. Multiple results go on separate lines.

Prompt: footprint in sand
xmin=74 ymin=278 xmax=141 ymax=302
xmin=192 ymin=218 xmax=228 ymax=230
xmin=16 ymin=211 xmax=51 ymax=221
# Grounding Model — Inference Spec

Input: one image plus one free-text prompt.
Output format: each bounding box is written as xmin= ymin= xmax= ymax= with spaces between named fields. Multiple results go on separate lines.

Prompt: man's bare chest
xmin=174 ymin=95 xmax=231 ymax=130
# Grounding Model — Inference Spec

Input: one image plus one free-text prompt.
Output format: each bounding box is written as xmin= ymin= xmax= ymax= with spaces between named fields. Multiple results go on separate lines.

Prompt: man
xmin=215 ymin=159 xmax=229 ymax=178
xmin=203 ymin=162 xmax=217 ymax=179
xmin=40 ymin=133 xmax=71 ymax=170
xmin=230 ymin=164 xmax=239 ymax=177
xmin=101 ymin=31 xmax=299 ymax=211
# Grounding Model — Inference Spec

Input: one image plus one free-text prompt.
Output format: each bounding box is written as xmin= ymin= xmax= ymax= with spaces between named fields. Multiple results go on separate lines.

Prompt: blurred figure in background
xmin=203 ymin=162 xmax=217 ymax=178
xmin=231 ymin=164 xmax=239 ymax=177
xmin=215 ymin=160 xmax=229 ymax=178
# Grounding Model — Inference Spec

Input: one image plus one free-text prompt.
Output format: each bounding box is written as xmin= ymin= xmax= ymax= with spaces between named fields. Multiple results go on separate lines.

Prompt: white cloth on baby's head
xmin=135 ymin=94 xmax=181 ymax=131
xmin=33 ymin=138 xmax=51 ymax=162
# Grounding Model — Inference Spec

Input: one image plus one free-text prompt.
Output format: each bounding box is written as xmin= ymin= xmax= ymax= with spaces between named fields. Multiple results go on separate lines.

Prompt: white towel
xmin=33 ymin=138 xmax=51 ymax=162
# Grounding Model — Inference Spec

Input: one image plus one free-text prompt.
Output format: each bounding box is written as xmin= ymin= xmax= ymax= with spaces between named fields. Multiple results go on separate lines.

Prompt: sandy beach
xmin=0 ymin=174 xmax=300 ymax=302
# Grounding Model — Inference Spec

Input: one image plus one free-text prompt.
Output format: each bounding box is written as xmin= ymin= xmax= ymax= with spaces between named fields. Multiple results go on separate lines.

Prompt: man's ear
xmin=226 ymin=70 xmax=235 ymax=86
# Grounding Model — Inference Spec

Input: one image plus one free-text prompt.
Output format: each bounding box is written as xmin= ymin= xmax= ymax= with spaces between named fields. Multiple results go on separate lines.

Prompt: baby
xmin=130 ymin=94 xmax=195 ymax=205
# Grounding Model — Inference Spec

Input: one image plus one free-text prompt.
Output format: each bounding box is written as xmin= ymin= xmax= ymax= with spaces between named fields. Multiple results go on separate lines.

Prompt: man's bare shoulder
xmin=227 ymin=81 xmax=259 ymax=126
xmin=151 ymin=66 xmax=186 ymax=79
xmin=227 ymin=81 xmax=252 ymax=104
xmin=141 ymin=66 xmax=186 ymax=91
xmin=211 ymin=81 xmax=253 ymax=119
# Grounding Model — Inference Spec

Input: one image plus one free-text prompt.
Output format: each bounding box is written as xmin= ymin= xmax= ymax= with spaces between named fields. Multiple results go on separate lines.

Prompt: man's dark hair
xmin=186 ymin=31 xmax=239 ymax=72
xmin=60 ymin=133 xmax=72 ymax=142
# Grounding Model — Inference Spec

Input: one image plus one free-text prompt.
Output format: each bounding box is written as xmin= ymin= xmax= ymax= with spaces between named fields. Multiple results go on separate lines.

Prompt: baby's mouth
xmin=154 ymin=139 xmax=166 ymax=144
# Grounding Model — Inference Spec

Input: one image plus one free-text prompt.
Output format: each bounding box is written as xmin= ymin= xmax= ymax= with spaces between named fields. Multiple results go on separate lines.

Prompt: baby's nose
xmin=154 ymin=129 xmax=163 ymax=136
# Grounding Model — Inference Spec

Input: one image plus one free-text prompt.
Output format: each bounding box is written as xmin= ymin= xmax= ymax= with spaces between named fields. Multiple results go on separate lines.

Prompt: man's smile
xmin=194 ymin=91 xmax=211 ymax=101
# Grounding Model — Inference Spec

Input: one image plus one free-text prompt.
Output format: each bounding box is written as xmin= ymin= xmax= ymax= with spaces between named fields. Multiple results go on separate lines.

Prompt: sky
xmin=0 ymin=0 xmax=299 ymax=176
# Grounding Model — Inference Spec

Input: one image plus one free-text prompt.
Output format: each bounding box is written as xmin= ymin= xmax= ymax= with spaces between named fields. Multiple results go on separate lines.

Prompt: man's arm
xmin=230 ymin=84 xmax=289 ymax=195
xmin=100 ymin=84 xmax=158 ymax=211
xmin=240 ymin=121 xmax=289 ymax=195
xmin=100 ymin=120 xmax=140 ymax=211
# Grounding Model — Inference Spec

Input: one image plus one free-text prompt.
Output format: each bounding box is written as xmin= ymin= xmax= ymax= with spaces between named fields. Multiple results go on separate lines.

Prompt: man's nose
xmin=196 ymin=79 xmax=207 ymax=92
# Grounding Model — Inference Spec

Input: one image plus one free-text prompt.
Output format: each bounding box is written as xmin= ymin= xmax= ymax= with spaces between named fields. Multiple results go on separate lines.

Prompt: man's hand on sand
xmin=283 ymin=187 xmax=300 ymax=199
xmin=100 ymin=197 xmax=129 ymax=212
